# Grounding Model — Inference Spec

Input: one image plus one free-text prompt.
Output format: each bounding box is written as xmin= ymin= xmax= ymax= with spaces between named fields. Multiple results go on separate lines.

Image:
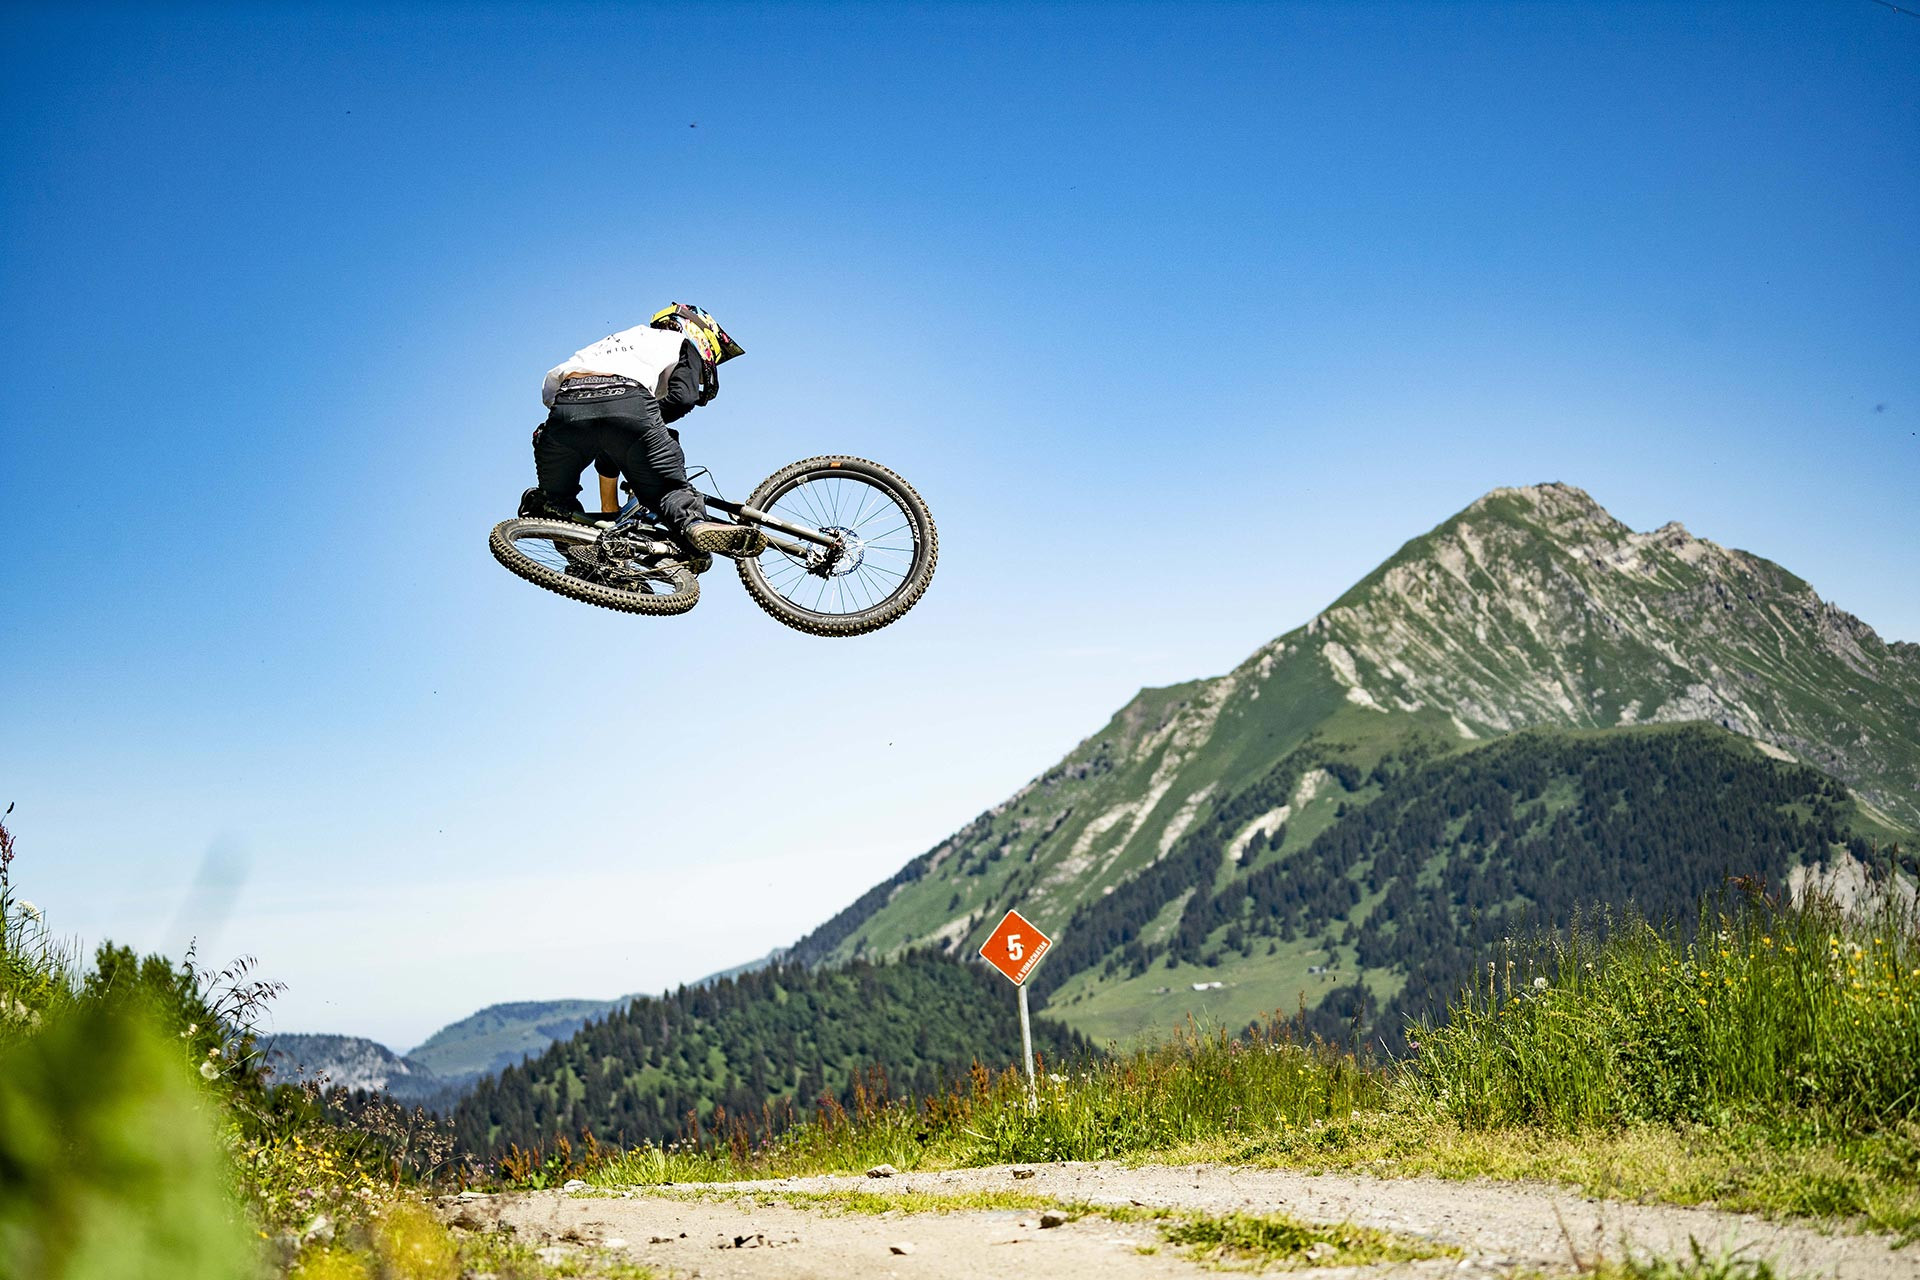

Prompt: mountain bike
xmin=488 ymin=455 xmax=937 ymax=637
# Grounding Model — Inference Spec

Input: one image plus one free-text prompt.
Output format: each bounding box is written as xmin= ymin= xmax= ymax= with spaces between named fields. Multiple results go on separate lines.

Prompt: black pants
xmin=533 ymin=388 xmax=705 ymax=531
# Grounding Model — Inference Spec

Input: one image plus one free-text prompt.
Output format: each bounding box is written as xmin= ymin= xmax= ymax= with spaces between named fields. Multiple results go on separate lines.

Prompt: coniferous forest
xmin=1040 ymin=727 xmax=1865 ymax=1036
xmin=451 ymin=952 xmax=1090 ymax=1155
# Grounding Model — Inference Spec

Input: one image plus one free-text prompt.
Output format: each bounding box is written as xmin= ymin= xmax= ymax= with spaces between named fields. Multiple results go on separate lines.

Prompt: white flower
xmin=199 ymin=1061 xmax=219 ymax=1080
xmin=16 ymin=900 xmax=38 ymax=921
xmin=187 ymin=1023 xmax=198 ymax=1035
xmin=1532 ymin=977 xmax=1549 ymax=991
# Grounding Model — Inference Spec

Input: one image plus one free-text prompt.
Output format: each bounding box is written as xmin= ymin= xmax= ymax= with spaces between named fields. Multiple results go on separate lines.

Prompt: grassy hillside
xmin=1041 ymin=724 xmax=1880 ymax=1045
xmin=407 ymin=996 xmax=626 ymax=1082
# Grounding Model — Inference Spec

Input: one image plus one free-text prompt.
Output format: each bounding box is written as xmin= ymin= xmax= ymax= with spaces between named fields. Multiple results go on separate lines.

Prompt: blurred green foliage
xmin=0 ymin=999 xmax=254 ymax=1280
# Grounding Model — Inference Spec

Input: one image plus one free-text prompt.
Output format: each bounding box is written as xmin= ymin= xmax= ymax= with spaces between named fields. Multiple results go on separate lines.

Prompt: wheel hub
xmin=813 ymin=525 xmax=866 ymax=577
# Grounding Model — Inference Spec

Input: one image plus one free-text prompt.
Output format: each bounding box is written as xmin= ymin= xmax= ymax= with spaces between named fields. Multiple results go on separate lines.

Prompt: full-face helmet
xmin=650 ymin=302 xmax=745 ymax=367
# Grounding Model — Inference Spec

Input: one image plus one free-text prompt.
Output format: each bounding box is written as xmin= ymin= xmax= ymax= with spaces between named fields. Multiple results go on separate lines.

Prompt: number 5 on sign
xmin=981 ymin=909 xmax=1050 ymax=985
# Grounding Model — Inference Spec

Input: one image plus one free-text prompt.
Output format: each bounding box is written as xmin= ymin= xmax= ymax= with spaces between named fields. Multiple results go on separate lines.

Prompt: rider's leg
xmin=592 ymin=408 xmax=762 ymax=555
xmin=610 ymin=419 xmax=702 ymax=530
xmin=615 ymin=429 xmax=761 ymax=555
xmin=527 ymin=412 xmax=594 ymax=516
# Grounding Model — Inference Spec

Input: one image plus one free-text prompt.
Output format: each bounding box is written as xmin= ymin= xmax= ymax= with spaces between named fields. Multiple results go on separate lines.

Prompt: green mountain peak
xmin=788 ymin=482 xmax=1918 ymax=1037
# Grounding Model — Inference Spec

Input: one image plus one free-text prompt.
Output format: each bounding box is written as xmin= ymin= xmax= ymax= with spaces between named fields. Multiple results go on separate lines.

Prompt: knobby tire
xmin=489 ymin=518 xmax=699 ymax=616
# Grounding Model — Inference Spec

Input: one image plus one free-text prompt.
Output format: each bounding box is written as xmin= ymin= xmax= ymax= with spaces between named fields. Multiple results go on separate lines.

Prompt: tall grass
xmin=571 ymin=1016 xmax=1383 ymax=1185
xmin=0 ymin=805 xmax=82 ymax=1036
xmin=1408 ymin=874 xmax=1920 ymax=1133
xmin=550 ymin=870 xmax=1918 ymax=1197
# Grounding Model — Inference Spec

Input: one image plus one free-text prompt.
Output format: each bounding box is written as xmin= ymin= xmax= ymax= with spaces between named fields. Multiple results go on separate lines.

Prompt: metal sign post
xmin=1017 ymin=985 xmax=1035 ymax=1105
xmin=979 ymin=907 xmax=1053 ymax=1108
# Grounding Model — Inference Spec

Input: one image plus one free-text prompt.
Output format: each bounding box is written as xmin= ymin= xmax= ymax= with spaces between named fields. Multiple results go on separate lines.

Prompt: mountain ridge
xmin=786 ymin=482 xmax=1917 ymax=1041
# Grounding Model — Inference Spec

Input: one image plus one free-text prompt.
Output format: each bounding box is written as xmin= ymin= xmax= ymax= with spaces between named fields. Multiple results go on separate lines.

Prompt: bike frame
xmin=600 ymin=489 xmax=836 ymax=558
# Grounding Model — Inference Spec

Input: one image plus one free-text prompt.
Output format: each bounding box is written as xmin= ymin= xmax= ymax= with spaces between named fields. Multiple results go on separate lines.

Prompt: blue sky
xmin=2 ymin=2 xmax=1914 ymax=1051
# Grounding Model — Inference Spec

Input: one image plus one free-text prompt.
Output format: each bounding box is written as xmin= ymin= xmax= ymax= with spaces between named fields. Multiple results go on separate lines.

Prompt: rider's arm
xmin=657 ymin=341 xmax=704 ymax=424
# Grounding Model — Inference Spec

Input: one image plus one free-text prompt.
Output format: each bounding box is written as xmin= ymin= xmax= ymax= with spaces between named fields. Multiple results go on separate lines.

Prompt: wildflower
xmin=1532 ymin=977 xmax=1548 ymax=992
xmin=199 ymin=1061 xmax=219 ymax=1080
xmin=17 ymin=900 xmax=39 ymax=921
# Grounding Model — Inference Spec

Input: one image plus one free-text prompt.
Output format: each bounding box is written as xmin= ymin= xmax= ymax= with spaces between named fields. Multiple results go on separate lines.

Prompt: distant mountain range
xmin=261 ymin=1033 xmax=451 ymax=1106
xmin=267 ymin=959 xmax=784 ymax=1106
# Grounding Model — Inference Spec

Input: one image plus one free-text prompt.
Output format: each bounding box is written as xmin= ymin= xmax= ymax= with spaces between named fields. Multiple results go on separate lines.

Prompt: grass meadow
xmin=563 ymin=868 xmax=1920 ymax=1241
xmin=4 ymin=798 xmax=1916 ymax=1278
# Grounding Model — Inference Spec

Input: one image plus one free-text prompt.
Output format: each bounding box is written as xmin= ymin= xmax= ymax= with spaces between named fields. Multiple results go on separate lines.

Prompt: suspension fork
xmin=697 ymin=491 xmax=839 ymax=558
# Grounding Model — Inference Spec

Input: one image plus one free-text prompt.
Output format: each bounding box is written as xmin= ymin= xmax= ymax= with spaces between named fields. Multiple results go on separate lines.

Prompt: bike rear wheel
xmin=736 ymin=456 xmax=936 ymax=637
xmin=489 ymin=518 xmax=699 ymax=615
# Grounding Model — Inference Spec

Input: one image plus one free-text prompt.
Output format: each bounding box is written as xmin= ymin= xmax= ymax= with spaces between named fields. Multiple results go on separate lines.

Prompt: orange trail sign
xmin=980 ymin=908 xmax=1052 ymax=985
xmin=980 ymin=908 xmax=1053 ymax=1106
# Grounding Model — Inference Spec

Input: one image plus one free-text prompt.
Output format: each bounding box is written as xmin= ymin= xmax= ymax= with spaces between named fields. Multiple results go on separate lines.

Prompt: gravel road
xmin=451 ymin=1162 xmax=1918 ymax=1280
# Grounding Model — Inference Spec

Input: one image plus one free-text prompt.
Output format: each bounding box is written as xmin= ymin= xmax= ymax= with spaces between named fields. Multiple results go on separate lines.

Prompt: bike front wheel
xmin=489 ymin=518 xmax=699 ymax=616
xmin=736 ymin=456 xmax=937 ymax=637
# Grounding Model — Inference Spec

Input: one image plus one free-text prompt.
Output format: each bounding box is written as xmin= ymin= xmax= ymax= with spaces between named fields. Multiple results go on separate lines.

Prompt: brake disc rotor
xmin=815 ymin=525 xmax=866 ymax=577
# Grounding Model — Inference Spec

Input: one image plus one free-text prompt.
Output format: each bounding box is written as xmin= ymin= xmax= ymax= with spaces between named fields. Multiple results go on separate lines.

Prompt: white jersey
xmin=542 ymin=325 xmax=689 ymax=407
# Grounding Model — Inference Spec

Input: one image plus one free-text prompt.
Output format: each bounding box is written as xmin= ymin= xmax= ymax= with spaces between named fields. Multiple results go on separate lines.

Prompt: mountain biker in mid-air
xmin=519 ymin=303 xmax=762 ymax=559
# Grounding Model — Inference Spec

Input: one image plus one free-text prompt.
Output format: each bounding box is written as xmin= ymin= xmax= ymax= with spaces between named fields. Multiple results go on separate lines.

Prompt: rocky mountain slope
xmin=262 ymin=1033 xmax=449 ymax=1104
xmin=790 ymin=483 xmax=1917 ymax=1041
xmin=1315 ymin=484 xmax=1919 ymax=823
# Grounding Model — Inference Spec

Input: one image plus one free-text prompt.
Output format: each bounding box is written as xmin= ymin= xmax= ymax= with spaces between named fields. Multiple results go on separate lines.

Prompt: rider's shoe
xmin=519 ymin=487 xmax=584 ymax=521
xmin=680 ymin=520 xmax=767 ymax=557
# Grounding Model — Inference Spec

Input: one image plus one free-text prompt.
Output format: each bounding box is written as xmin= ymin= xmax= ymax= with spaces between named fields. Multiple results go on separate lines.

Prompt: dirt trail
xmin=458 ymin=1162 xmax=1918 ymax=1280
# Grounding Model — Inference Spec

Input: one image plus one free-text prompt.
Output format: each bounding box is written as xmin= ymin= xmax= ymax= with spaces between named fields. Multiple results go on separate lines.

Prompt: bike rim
xmin=747 ymin=472 xmax=923 ymax=618
xmin=505 ymin=525 xmax=687 ymax=598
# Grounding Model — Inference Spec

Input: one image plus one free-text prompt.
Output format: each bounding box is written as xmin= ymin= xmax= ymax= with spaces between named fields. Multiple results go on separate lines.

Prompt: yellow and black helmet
xmin=650 ymin=302 xmax=745 ymax=367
